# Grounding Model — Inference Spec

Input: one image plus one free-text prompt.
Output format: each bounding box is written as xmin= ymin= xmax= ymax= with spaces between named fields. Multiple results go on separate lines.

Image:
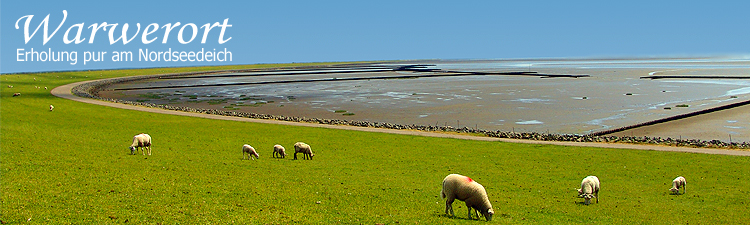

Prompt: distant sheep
xmin=129 ymin=133 xmax=152 ymax=155
xmin=49 ymin=105 xmax=54 ymax=111
xmin=242 ymin=144 xmax=259 ymax=160
xmin=441 ymin=174 xmax=494 ymax=221
xmin=577 ymin=176 xmax=600 ymax=205
xmin=273 ymin=144 xmax=287 ymax=158
xmin=13 ymin=93 xmax=20 ymax=97
xmin=293 ymin=142 xmax=314 ymax=160
xmin=670 ymin=176 xmax=686 ymax=195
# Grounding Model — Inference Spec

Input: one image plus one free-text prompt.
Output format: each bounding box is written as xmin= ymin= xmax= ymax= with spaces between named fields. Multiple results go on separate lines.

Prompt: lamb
xmin=577 ymin=176 xmax=600 ymax=205
xmin=242 ymin=144 xmax=259 ymax=160
xmin=129 ymin=133 xmax=152 ymax=155
xmin=272 ymin=144 xmax=287 ymax=158
xmin=49 ymin=105 xmax=54 ymax=111
xmin=293 ymin=142 xmax=314 ymax=160
xmin=441 ymin=174 xmax=494 ymax=221
xmin=670 ymin=176 xmax=686 ymax=195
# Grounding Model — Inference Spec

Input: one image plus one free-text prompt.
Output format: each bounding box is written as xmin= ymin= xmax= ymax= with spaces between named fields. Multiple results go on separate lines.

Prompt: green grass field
xmin=2 ymin=64 xmax=750 ymax=224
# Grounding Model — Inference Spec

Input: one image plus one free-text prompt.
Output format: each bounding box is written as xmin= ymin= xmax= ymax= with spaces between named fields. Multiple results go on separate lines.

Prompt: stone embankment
xmin=74 ymin=72 xmax=750 ymax=150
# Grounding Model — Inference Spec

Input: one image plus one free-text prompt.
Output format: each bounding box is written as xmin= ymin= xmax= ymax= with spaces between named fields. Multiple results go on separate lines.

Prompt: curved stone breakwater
xmin=73 ymin=70 xmax=750 ymax=150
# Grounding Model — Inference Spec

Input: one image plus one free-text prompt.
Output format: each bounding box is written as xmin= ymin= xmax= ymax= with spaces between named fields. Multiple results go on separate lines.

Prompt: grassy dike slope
xmin=2 ymin=64 xmax=750 ymax=224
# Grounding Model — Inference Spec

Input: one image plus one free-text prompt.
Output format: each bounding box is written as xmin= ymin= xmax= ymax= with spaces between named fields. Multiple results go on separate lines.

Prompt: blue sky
xmin=2 ymin=0 xmax=750 ymax=73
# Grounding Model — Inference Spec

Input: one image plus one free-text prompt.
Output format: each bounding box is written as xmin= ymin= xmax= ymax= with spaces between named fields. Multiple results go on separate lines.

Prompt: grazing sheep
xmin=242 ymin=144 xmax=259 ymax=160
xmin=577 ymin=176 xmax=600 ymax=205
xmin=670 ymin=176 xmax=686 ymax=195
xmin=7 ymin=85 xmax=13 ymax=88
xmin=49 ymin=105 xmax=54 ymax=111
xmin=441 ymin=174 xmax=494 ymax=221
xmin=273 ymin=144 xmax=287 ymax=158
xmin=13 ymin=93 xmax=20 ymax=97
xmin=129 ymin=133 xmax=152 ymax=155
xmin=293 ymin=142 xmax=314 ymax=160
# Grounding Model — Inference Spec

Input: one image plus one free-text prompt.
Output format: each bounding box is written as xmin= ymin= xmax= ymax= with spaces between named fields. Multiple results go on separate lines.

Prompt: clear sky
xmin=2 ymin=0 xmax=750 ymax=73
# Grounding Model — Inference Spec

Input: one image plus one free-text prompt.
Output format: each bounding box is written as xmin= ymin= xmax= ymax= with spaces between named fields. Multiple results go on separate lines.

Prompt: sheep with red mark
xmin=441 ymin=174 xmax=494 ymax=221
xmin=293 ymin=142 xmax=314 ymax=160
xmin=577 ymin=176 xmax=600 ymax=205
xmin=670 ymin=176 xmax=686 ymax=195
xmin=129 ymin=133 xmax=152 ymax=155
xmin=273 ymin=144 xmax=287 ymax=158
xmin=242 ymin=144 xmax=259 ymax=160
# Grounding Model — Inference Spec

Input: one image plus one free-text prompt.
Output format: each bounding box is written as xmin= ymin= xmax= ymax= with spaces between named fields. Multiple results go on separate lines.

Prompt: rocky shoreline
xmin=73 ymin=70 xmax=750 ymax=149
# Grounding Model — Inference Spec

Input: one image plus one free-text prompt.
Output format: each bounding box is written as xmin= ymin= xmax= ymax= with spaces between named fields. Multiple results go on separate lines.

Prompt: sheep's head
xmin=670 ymin=187 xmax=679 ymax=194
xmin=129 ymin=146 xmax=136 ymax=154
xmin=483 ymin=208 xmax=494 ymax=221
xmin=577 ymin=188 xmax=583 ymax=195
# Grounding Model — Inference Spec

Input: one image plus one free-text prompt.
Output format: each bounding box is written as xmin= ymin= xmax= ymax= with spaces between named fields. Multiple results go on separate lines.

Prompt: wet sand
xmin=611 ymin=102 xmax=750 ymax=142
xmin=98 ymin=58 xmax=750 ymax=142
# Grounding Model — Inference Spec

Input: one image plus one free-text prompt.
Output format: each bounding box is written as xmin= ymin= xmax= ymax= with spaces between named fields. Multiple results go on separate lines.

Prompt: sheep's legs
xmin=445 ymin=199 xmax=455 ymax=216
xmin=467 ymin=206 xmax=480 ymax=220
xmin=596 ymin=192 xmax=599 ymax=203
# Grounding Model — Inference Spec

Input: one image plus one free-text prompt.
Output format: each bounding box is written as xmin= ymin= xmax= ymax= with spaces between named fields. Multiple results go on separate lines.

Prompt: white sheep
xmin=49 ymin=105 xmax=54 ymax=111
xmin=293 ymin=142 xmax=314 ymax=160
xmin=129 ymin=133 xmax=152 ymax=155
xmin=242 ymin=144 xmax=259 ymax=160
xmin=670 ymin=176 xmax=686 ymax=195
xmin=441 ymin=174 xmax=494 ymax=221
xmin=577 ymin=175 xmax=600 ymax=205
xmin=273 ymin=144 xmax=287 ymax=158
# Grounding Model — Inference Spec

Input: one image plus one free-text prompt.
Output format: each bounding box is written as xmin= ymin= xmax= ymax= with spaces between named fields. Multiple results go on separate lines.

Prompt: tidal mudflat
xmin=99 ymin=58 xmax=750 ymax=142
